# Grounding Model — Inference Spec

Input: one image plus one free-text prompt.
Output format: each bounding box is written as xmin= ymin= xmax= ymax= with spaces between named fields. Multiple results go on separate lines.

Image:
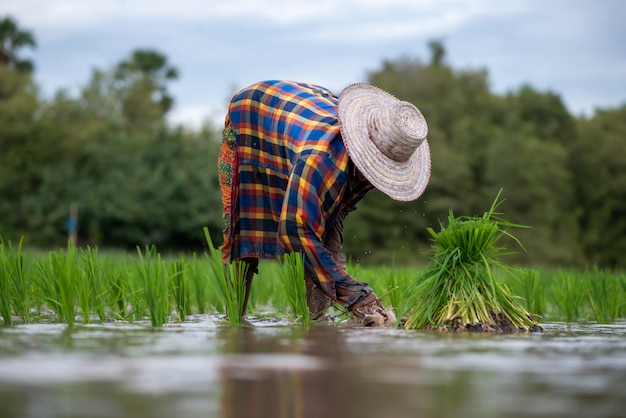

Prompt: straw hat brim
xmin=337 ymin=83 xmax=431 ymax=202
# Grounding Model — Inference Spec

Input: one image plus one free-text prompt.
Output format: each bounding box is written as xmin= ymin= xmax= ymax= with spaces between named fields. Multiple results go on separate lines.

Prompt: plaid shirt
xmin=225 ymin=80 xmax=373 ymax=304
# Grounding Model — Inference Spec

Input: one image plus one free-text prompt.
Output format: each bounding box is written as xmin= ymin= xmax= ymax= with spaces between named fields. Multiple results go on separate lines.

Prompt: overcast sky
xmin=4 ymin=0 xmax=626 ymax=128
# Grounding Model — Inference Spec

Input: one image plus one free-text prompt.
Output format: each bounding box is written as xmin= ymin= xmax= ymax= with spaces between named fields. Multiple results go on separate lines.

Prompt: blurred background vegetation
xmin=1 ymin=17 xmax=625 ymax=269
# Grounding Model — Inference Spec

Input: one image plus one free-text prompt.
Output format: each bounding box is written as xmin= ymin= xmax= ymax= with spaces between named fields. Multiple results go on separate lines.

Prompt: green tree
xmin=0 ymin=16 xmax=36 ymax=72
xmin=484 ymin=128 xmax=580 ymax=265
xmin=357 ymin=43 xmax=504 ymax=263
xmin=0 ymin=66 xmax=40 ymax=241
xmin=571 ymin=105 xmax=626 ymax=268
xmin=506 ymin=85 xmax=576 ymax=145
xmin=73 ymin=125 xmax=222 ymax=249
xmin=114 ymin=49 xmax=179 ymax=128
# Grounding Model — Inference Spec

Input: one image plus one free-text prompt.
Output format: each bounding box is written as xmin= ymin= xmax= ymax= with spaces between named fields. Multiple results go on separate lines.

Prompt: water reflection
xmin=218 ymin=326 xmax=346 ymax=418
xmin=0 ymin=321 xmax=625 ymax=418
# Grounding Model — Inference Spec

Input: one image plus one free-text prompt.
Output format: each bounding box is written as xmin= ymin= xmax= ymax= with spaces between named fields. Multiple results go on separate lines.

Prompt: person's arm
xmin=277 ymin=155 xmax=368 ymax=307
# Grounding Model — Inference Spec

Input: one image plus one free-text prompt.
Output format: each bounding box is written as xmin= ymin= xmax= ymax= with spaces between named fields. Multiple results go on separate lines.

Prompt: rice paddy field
xmin=1 ymin=239 xmax=626 ymax=417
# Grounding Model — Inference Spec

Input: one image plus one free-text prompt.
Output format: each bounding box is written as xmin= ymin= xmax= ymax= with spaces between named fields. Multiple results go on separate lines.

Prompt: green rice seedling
xmin=78 ymin=246 xmax=108 ymax=322
xmin=363 ymin=264 xmax=413 ymax=311
xmin=401 ymin=191 xmax=539 ymax=332
xmin=549 ymin=270 xmax=587 ymax=323
xmin=121 ymin=253 xmax=147 ymax=322
xmin=34 ymin=242 xmax=80 ymax=326
xmin=204 ymin=227 xmax=248 ymax=327
xmin=108 ymin=265 xmax=129 ymax=320
xmin=1 ymin=237 xmax=32 ymax=324
xmin=170 ymin=260 xmax=189 ymax=322
xmin=584 ymin=267 xmax=623 ymax=323
xmin=509 ymin=268 xmax=546 ymax=318
xmin=278 ymin=252 xmax=310 ymax=326
xmin=0 ymin=239 xmax=13 ymax=325
xmin=619 ymin=274 xmax=626 ymax=319
xmin=260 ymin=260 xmax=288 ymax=313
xmin=135 ymin=245 xmax=170 ymax=327
xmin=33 ymin=257 xmax=60 ymax=321
xmin=187 ymin=253 xmax=211 ymax=314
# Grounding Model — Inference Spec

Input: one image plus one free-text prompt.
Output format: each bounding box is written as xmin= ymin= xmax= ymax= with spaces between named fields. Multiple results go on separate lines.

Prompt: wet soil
xmin=427 ymin=312 xmax=543 ymax=333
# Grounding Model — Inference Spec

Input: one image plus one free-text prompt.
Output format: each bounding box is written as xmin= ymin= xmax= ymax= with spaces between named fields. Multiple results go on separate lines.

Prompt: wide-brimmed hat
xmin=337 ymin=83 xmax=431 ymax=202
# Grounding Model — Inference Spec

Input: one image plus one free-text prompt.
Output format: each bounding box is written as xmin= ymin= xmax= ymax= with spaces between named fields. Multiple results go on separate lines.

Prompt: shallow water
xmin=1 ymin=317 xmax=625 ymax=418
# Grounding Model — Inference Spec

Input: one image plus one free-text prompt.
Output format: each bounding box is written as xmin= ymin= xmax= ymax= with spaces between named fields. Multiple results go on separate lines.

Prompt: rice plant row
xmin=1 ymin=236 xmax=625 ymax=327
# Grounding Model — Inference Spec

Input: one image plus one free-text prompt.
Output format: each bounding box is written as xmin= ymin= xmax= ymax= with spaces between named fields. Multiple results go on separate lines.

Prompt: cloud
xmin=3 ymin=0 xmax=625 ymax=118
xmin=5 ymin=0 xmax=527 ymax=41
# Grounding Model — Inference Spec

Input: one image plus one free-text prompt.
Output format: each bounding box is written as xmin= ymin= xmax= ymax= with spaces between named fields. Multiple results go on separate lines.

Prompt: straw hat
xmin=337 ymin=83 xmax=431 ymax=202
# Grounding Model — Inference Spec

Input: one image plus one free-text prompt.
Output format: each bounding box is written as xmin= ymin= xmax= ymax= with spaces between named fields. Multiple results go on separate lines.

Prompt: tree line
xmin=1 ymin=17 xmax=625 ymax=269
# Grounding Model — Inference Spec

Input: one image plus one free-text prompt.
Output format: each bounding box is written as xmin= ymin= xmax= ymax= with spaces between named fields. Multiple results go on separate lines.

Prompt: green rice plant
xmin=135 ymin=245 xmax=170 ymax=327
xmin=510 ymin=268 xmax=546 ymax=318
xmin=278 ymin=252 xmax=310 ymax=327
xmin=549 ymin=270 xmax=587 ymax=322
xmin=619 ymin=274 xmax=626 ymax=319
xmin=259 ymin=260 xmax=288 ymax=313
xmin=187 ymin=253 xmax=211 ymax=314
xmin=34 ymin=241 xmax=80 ymax=326
xmin=108 ymin=264 xmax=129 ymax=320
xmin=204 ymin=227 xmax=248 ymax=327
xmin=4 ymin=237 xmax=31 ymax=324
xmin=584 ymin=267 xmax=623 ymax=323
xmin=75 ymin=256 xmax=92 ymax=324
xmin=0 ymin=239 xmax=13 ymax=325
xmin=170 ymin=260 xmax=189 ymax=322
xmin=120 ymin=253 xmax=147 ymax=322
xmin=78 ymin=246 xmax=108 ymax=322
xmin=401 ymin=191 xmax=539 ymax=332
xmin=362 ymin=264 xmax=413 ymax=311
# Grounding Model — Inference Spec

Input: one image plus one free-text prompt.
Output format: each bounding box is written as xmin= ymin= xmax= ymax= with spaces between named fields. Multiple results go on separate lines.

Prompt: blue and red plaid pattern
xmin=221 ymin=80 xmax=373 ymax=305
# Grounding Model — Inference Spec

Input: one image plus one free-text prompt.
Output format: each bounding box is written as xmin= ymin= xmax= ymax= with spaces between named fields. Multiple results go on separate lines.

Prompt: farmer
xmin=218 ymin=80 xmax=430 ymax=326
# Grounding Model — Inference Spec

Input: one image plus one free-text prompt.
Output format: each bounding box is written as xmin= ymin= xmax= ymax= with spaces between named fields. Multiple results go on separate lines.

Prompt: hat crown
xmin=369 ymin=101 xmax=428 ymax=163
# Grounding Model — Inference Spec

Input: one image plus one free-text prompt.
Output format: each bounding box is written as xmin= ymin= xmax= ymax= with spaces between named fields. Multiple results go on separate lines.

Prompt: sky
xmin=4 ymin=0 xmax=626 ymax=128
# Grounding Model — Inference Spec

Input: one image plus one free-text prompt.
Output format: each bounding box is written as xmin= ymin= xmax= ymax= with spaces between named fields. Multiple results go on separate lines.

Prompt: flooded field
xmin=1 ymin=318 xmax=625 ymax=418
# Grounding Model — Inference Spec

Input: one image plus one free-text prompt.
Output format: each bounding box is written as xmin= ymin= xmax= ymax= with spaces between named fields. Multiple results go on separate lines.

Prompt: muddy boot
xmin=305 ymin=274 xmax=332 ymax=320
xmin=347 ymin=292 xmax=396 ymax=327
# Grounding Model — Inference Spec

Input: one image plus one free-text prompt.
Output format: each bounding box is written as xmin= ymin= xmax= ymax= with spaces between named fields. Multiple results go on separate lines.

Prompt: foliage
xmin=1 ymin=234 xmax=625 ymax=327
xmin=114 ymin=49 xmax=180 ymax=128
xmin=0 ymin=15 xmax=36 ymax=72
xmin=0 ymin=17 xmax=625 ymax=271
xmin=570 ymin=105 xmax=626 ymax=268
xmin=204 ymin=227 xmax=248 ymax=327
xmin=278 ymin=252 xmax=310 ymax=327
xmin=401 ymin=191 xmax=539 ymax=331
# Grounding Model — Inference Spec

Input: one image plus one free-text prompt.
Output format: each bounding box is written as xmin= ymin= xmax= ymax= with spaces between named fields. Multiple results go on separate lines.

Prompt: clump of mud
xmin=424 ymin=312 xmax=543 ymax=333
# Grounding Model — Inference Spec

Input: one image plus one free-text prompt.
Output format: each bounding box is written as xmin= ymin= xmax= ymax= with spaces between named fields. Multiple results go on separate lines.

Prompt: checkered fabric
xmin=219 ymin=80 xmax=374 ymax=306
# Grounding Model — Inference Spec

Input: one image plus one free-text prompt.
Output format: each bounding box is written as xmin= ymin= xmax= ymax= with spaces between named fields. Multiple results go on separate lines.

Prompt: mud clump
xmin=423 ymin=312 xmax=543 ymax=333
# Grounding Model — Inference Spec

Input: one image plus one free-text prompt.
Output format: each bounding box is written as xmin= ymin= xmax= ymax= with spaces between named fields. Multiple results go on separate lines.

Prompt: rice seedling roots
xmin=423 ymin=312 xmax=543 ymax=333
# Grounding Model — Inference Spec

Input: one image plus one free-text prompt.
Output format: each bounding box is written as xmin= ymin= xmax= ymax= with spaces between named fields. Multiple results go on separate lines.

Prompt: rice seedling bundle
xmin=402 ymin=192 xmax=540 ymax=332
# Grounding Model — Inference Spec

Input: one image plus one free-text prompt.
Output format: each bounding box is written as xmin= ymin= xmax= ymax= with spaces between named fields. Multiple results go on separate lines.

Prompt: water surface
xmin=1 ymin=317 xmax=624 ymax=418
